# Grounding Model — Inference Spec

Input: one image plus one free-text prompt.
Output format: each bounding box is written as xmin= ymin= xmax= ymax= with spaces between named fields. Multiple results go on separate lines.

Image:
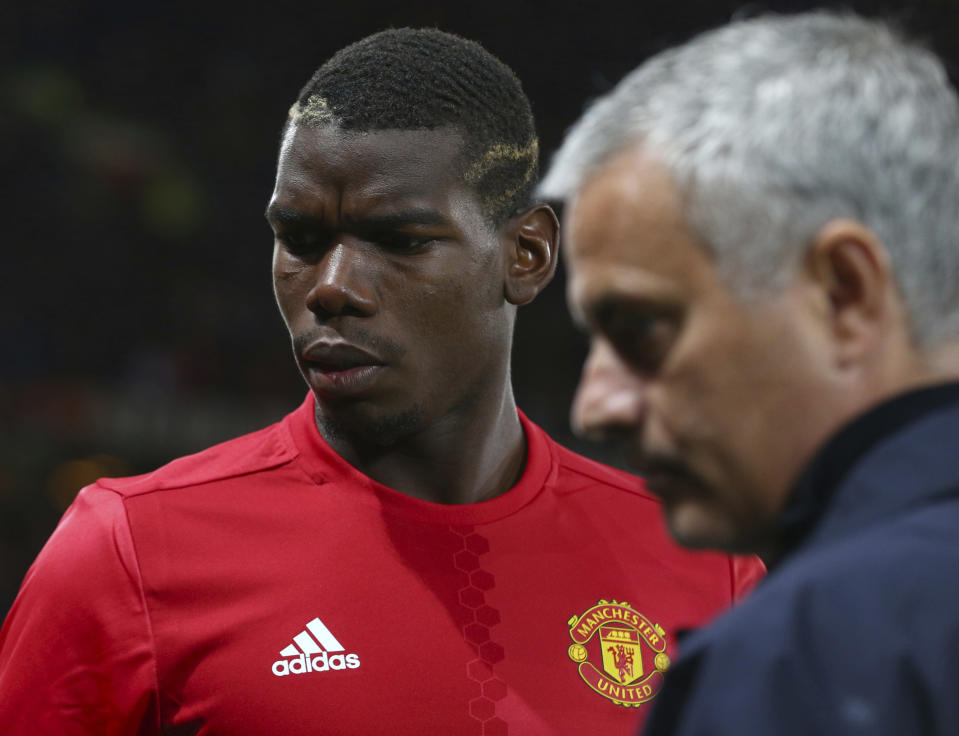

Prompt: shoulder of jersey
xmin=551 ymin=441 xmax=659 ymax=503
xmin=97 ymin=419 xmax=297 ymax=497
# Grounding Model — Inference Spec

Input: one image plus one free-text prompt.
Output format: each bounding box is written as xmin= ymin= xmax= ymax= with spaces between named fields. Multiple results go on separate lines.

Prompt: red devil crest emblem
xmin=566 ymin=600 xmax=671 ymax=707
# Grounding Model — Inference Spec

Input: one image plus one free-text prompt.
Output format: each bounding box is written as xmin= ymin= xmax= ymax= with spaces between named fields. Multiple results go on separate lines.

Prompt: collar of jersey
xmin=284 ymin=392 xmax=556 ymax=523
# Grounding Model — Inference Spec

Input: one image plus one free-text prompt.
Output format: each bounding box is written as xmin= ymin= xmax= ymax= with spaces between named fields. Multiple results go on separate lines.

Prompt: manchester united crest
xmin=567 ymin=600 xmax=670 ymax=707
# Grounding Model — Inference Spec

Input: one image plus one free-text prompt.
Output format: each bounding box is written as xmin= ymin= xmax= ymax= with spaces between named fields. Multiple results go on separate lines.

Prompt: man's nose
xmin=571 ymin=340 xmax=646 ymax=441
xmin=305 ymin=240 xmax=377 ymax=318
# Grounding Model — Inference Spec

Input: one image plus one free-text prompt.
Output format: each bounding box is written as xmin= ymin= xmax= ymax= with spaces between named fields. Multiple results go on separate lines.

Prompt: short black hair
xmin=287 ymin=28 xmax=538 ymax=223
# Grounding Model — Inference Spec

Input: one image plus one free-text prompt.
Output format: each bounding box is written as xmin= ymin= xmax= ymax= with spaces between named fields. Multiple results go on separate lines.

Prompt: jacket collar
xmin=771 ymin=381 xmax=959 ymax=568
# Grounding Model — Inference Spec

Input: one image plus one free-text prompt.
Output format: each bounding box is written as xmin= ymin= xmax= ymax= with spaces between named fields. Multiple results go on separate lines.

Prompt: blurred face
xmin=268 ymin=125 xmax=513 ymax=446
xmin=565 ymin=145 xmax=846 ymax=552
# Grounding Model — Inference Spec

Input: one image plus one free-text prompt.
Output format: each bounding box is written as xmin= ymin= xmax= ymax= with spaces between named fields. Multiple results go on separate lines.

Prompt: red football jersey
xmin=0 ymin=395 xmax=763 ymax=734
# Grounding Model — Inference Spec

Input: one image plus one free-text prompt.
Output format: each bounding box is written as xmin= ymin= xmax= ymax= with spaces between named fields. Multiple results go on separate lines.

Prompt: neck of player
xmin=316 ymin=382 xmax=527 ymax=506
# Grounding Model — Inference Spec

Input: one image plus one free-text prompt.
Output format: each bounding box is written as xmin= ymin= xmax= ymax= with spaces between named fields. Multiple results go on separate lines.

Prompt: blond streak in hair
xmin=288 ymin=94 xmax=339 ymax=127
xmin=465 ymin=138 xmax=539 ymax=184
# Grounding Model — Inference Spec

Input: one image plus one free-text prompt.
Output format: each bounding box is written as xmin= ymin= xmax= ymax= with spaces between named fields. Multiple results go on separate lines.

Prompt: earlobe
xmin=807 ymin=219 xmax=891 ymax=366
xmin=503 ymin=204 xmax=560 ymax=306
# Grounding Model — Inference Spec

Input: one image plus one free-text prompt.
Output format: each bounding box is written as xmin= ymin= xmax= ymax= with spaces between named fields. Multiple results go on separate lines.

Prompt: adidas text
xmin=271 ymin=617 xmax=361 ymax=677
xmin=272 ymin=651 xmax=360 ymax=676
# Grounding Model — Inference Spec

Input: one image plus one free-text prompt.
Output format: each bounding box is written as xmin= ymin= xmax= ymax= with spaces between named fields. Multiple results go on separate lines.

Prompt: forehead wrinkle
xmin=334 ymin=185 xmax=458 ymax=233
xmin=341 ymin=126 xmax=466 ymax=172
xmin=316 ymin=129 xmax=466 ymax=205
xmin=268 ymin=176 xmax=338 ymax=231
xmin=276 ymin=123 xmax=490 ymax=241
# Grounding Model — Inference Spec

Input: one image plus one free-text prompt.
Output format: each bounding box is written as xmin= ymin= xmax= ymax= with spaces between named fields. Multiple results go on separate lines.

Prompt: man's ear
xmin=805 ymin=218 xmax=894 ymax=367
xmin=502 ymin=203 xmax=559 ymax=306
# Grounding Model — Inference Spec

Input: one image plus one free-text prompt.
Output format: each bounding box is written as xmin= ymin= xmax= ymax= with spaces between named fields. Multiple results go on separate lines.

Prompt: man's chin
xmin=662 ymin=500 xmax=771 ymax=555
xmin=661 ymin=499 xmax=741 ymax=552
xmin=315 ymin=401 xmax=425 ymax=448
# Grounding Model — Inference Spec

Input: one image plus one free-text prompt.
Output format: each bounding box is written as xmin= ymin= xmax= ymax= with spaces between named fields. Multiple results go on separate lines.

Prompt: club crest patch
xmin=567 ymin=599 xmax=670 ymax=707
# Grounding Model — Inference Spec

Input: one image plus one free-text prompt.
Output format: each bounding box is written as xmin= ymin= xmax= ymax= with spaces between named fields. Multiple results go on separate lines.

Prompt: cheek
xmin=271 ymin=254 xmax=311 ymax=323
xmin=406 ymin=279 xmax=493 ymax=345
xmin=648 ymin=312 xmax=780 ymax=472
xmin=402 ymin=253 xmax=503 ymax=331
xmin=651 ymin=339 xmax=748 ymax=448
xmin=674 ymin=313 xmax=826 ymax=507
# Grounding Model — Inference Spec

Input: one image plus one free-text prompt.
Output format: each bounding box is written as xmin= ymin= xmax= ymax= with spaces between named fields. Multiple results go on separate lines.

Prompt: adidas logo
xmin=271 ymin=617 xmax=361 ymax=677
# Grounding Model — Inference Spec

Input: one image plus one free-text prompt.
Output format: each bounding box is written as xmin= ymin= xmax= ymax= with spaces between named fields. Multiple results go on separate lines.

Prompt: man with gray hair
xmin=541 ymin=10 xmax=959 ymax=734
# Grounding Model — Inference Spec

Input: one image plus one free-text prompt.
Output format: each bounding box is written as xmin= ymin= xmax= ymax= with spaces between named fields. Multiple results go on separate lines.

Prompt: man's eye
xmin=609 ymin=327 xmax=656 ymax=370
xmin=276 ymin=232 xmax=318 ymax=254
xmin=379 ymin=234 xmax=433 ymax=253
xmin=597 ymin=307 xmax=677 ymax=374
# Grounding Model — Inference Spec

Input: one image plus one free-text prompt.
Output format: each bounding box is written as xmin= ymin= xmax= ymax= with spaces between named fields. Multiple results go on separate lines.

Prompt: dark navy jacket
xmin=643 ymin=383 xmax=959 ymax=735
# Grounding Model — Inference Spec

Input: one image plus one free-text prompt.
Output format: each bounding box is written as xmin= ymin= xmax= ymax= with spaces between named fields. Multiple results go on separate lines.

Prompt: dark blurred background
xmin=3 ymin=0 xmax=958 ymax=614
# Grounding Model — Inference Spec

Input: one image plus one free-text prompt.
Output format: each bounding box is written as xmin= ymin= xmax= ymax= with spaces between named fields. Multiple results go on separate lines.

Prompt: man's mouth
xmin=304 ymin=342 xmax=383 ymax=370
xmin=643 ymin=470 xmax=692 ymax=500
xmin=301 ymin=341 xmax=386 ymax=396
xmin=630 ymin=454 xmax=702 ymax=500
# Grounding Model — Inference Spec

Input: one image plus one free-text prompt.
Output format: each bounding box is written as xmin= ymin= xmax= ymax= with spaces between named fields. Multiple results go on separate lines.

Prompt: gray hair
xmin=540 ymin=12 xmax=959 ymax=346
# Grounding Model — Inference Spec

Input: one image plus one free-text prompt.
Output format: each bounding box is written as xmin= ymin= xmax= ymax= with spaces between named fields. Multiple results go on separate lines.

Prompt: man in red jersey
xmin=0 ymin=29 xmax=762 ymax=735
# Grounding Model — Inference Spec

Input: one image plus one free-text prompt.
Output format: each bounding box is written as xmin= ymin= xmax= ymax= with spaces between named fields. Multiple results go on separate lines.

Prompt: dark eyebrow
xmin=589 ymin=295 xmax=682 ymax=337
xmin=264 ymin=205 xmax=320 ymax=227
xmin=354 ymin=208 xmax=449 ymax=229
xmin=265 ymin=204 xmax=449 ymax=229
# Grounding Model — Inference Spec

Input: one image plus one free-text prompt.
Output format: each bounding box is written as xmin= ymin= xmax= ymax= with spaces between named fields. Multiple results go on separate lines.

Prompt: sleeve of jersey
xmin=730 ymin=553 xmax=766 ymax=602
xmin=0 ymin=484 xmax=158 ymax=735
